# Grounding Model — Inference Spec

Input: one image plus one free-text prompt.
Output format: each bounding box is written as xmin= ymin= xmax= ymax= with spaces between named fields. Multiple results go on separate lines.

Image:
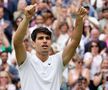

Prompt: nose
xmin=43 ymin=37 xmax=47 ymax=43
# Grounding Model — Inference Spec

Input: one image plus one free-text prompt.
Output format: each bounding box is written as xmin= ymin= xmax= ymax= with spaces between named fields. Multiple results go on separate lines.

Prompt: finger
xmin=77 ymin=7 xmax=83 ymax=14
xmin=25 ymin=5 xmax=35 ymax=15
xmin=79 ymin=7 xmax=87 ymax=15
xmin=81 ymin=14 xmax=87 ymax=18
xmin=81 ymin=7 xmax=88 ymax=13
xmin=28 ymin=8 xmax=35 ymax=15
xmin=33 ymin=4 xmax=37 ymax=7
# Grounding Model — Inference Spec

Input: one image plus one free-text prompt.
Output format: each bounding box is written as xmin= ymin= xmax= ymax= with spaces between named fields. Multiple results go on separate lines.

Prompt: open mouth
xmin=42 ymin=45 xmax=48 ymax=48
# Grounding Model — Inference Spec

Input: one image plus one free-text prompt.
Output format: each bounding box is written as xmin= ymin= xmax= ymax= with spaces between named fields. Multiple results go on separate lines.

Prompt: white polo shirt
xmin=19 ymin=51 xmax=64 ymax=90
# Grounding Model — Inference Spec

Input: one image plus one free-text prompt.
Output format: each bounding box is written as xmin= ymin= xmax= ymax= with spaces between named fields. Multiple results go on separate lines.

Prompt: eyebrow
xmin=37 ymin=36 xmax=51 ymax=40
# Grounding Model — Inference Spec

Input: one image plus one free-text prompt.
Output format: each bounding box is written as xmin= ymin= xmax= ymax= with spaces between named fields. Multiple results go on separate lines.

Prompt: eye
xmin=38 ymin=36 xmax=44 ymax=40
xmin=37 ymin=36 xmax=51 ymax=40
xmin=46 ymin=36 xmax=51 ymax=40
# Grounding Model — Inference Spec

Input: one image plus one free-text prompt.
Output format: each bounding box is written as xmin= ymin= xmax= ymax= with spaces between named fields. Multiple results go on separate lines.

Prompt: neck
xmin=76 ymin=67 xmax=82 ymax=70
xmin=92 ymin=52 xmax=98 ymax=56
xmin=36 ymin=52 xmax=49 ymax=62
xmin=26 ymin=47 xmax=32 ymax=52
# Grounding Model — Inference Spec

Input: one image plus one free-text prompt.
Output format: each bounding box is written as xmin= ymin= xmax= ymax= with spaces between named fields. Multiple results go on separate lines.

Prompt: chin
xmin=42 ymin=51 xmax=49 ymax=55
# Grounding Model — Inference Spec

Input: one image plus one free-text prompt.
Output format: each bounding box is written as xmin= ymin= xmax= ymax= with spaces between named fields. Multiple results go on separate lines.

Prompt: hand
xmin=2 ymin=22 xmax=9 ymax=30
xmin=0 ymin=22 xmax=9 ymax=31
xmin=76 ymin=7 xmax=88 ymax=19
xmin=24 ymin=4 xmax=37 ymax=20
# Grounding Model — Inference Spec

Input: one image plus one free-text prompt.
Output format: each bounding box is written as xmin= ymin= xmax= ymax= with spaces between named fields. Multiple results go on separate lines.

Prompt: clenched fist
xmin=24 ymin=4 xmax=37 ymax=20
xmin=76 ymin=7 xmax=87 ymax=19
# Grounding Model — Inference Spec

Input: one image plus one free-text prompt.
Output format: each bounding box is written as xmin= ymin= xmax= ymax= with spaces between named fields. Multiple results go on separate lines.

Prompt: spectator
xmin=84 ymin=28 xmax=107 ymax=53
xmin=0 ymin=51 xmax=20 ymax=85
xmin=0 ymin=5 xmax=13 ymax=44
xmin=84 ymin=40 xmax=103 ymax=90
xmin=98 ymin=0 xmax=108 ymax=31
xmin=0 ymin=71 xmax=16 ymax=90
xmin=0 ymin=30 xmax=11 ymax=54
xmin=95 ymin=56 xmax=108 ymax=90
xmin=74 ymin=76 xmax=90 ymax=90
xmin=29 ymin=13 xmax=45 ymax=34
xmin=68 ymin=53 xmax=90 ymax=90
xmin=56 ymin=21 xmax=70 ymax=50
xmin=0 ymin=0 xmax=17 ymax=23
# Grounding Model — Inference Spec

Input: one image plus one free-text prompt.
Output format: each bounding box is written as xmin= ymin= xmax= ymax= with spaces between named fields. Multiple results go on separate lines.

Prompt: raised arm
xmin=13 ymin=4 xmax=36 ymax=65
xmin=62 ymin=7 xmax=87 ymax=66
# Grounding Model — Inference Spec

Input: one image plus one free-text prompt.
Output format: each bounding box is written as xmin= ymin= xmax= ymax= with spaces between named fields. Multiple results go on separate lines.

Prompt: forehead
xmin=36 ymin=32 xmax=50 ymax=37
xmin=36 ymin=15 xmax=44 ymax=19
xmin=1 ymin=52 xmax=8 ymax=55
xmin=0 ymin=7 xmax=3 ymax=11
xmin=103 ymin=60 xmax=108 ymax=64
xmin=0 ymin=72 xmax=8 ymax=77
xmin=91 ymin=42 xmax=97 ymax=44
xmin=101 ymin=60 xmax=108 ymax=73
xmin=91 ymin=30 xmax=99 ymax=34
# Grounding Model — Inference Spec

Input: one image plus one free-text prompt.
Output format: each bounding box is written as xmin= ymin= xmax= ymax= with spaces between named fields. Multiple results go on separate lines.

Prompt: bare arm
xmin=0 ymin=31 xmax=10 ymax=47
xmin=93 ymin=72 xmax=103 ymax=86
xmin=68 ymin=70 xmax=77 ymax=86
xmin=62 ymin=7 xmax=87 ymax=66
xmin=13 ymin=4 xmax=36 ymax=65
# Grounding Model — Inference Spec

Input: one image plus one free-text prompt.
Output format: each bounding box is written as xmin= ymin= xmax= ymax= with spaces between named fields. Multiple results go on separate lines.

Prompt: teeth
xmin=42 ymin=45 xmax=48 ymax=47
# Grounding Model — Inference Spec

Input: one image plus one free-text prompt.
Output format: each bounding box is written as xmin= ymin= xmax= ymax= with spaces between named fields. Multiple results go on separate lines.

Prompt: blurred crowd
xmin=0 ymin=0 xmax=108 ymax=90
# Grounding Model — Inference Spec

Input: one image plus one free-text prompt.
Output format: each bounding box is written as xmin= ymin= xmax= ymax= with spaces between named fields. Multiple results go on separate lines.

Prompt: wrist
xmin=76 ymin=15 xmax=83 ymax=21
xmin=23 ymin=16 xmax=31 ymax=22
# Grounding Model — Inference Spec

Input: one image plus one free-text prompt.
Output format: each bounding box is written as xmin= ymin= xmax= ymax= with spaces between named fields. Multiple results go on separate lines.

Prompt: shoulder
xmin=19 ymin=52 xmax=34 ymax=68
xmin=83 ymin=68 xmax=90 ymax=73
xmin=49 ymin=51 xmax=64 ymax=67
xmin=50 ymin=51 xmax=63 ymax=59
xmin=83 ymin=52 xmax=92 ymax=60
xmin=7 ymin=84 xmax=16 ymax=90
xmin=50 ymin=51 xmax=63 ymax=63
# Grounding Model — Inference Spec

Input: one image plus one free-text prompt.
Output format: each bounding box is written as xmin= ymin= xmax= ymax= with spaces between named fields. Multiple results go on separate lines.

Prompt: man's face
xmin=0 ymin=52 xmax=8 ymax=63
xmin=35 ymin=15 xmax=44 ymax=25
xmin=101 ymin=60 xmax=108 ymax=73
xmin=34 ymin=32 xmax=52 ymax=55
xmin=91 ymin=29 xmax=100 ymax=40
xmin=76 ymin=80 xmax=86 ymax=90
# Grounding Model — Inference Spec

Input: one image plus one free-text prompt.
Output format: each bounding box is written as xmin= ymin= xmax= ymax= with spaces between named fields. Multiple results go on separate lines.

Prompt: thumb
xmin=33 ymin=3 xmax=37 ymax=7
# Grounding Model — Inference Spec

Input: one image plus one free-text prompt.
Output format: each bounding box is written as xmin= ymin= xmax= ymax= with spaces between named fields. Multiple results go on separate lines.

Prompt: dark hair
xmin=42 ymin=0 xmax=51 ymax=4
xmin=0 ymin=50 xmax=8 ymax=56
xmin=82 ymin=3 xmax=90 ymax=10
xmin=77 ymin=76 xmax=87 ymax=84
xmin=0 ymin=4 xmax=4 ymax=10
xmin=31 ymin=27 xmax=52 ymax=41
xmin=42 ymin=9 xmax=55 ymax=21
xmin=83 ymin=22 xmax=92 ymax=37
xmin=79 ymin=76 xmax=87 ymax=81
xmin=102 ymin=7 xmax=108 ymax=12
xmin=89 ymin=40 xmax=101 ymax=53
xmin=105 ymin=48 xmax=108 ymax=54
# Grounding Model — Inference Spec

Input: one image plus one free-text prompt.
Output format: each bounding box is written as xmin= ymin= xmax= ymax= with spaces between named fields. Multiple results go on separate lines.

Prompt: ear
xmin=32 ymin=41 xmax=36 ymax=48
